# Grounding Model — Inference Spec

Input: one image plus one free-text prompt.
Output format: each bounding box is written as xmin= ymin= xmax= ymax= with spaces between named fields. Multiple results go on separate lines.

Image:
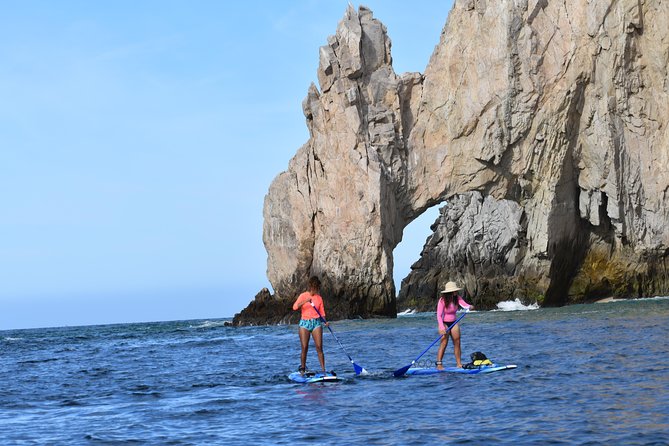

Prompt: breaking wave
xmin=397 ymin=309 xmax=417 ymax=317
xmin=494 ymin=298 xmax=540 ymax=311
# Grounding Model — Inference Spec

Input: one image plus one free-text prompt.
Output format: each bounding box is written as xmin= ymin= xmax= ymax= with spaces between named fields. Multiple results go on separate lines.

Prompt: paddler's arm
xmin=437 ymin=298 xmax=446 ymax=334
xmin=458 ymin=295 xmax=474 ymax=311
xmin=292 ymin=294 xmax=311 ymax=311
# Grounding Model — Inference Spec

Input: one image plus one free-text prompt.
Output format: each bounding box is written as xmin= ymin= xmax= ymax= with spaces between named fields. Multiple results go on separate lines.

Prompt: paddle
xmin=309 ymin=302 xmax=369 ymax=375
xmin=393 ymin=309 xmax=469 ymax=377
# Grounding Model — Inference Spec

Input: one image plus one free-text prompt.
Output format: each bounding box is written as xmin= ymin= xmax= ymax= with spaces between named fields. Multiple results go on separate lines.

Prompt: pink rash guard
xmin=437 ymin=296 xmax=472 ymax=331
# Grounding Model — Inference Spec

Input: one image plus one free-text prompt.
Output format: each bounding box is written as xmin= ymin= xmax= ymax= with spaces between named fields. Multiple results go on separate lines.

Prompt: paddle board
xmin=288 ymin=371 xmax=343 ymax=383
xmin=405 ymin=364 xmax=517 ymax=375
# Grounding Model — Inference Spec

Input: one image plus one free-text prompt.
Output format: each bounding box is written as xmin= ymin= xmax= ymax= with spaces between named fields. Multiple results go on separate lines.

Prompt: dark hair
xmin=307 ymin=276 xmax=321 ymax=294
xmin=440 ymin=291 xmax=459 ymax=307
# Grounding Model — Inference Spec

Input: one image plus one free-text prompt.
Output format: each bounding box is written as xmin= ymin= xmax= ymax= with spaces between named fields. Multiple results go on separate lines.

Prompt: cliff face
xmin=399 ymin=0 xmax=669 ymax=309
xmin=240 ymin=6 xmax=419 ymax=323
xmin=234 ymin=1 xmax=669 ymax=325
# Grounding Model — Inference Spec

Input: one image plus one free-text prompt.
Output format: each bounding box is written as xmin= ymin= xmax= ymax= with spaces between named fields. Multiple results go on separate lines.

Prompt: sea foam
xmin=397 ymin=309 xmax=417 ymax=317
xmin=494 ymin=298 xmax=539 ymax=311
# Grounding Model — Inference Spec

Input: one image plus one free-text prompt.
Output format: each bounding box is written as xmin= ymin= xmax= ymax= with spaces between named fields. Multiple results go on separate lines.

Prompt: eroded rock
xmin=235 ymin=2 xmax=669 ymax=325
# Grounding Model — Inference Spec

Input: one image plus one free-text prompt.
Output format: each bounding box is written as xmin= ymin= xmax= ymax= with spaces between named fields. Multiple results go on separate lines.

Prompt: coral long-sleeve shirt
xmin=437 ymin=296 xmax=471 ymax=331
xmin=293 ymin=291 xmax=325 ymax=320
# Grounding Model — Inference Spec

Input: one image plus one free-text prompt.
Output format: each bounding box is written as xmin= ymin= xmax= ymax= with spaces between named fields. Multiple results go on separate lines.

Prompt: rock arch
xmin=234 ymin=2 xmax=669 ymax=325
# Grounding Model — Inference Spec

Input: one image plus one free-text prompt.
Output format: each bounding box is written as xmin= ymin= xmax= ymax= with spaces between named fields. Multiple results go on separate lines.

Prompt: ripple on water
xmin=1 ymin=303 xmax=668 ymax=444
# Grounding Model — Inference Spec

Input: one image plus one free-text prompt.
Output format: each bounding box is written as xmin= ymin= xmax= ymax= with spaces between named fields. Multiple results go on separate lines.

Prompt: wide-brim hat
xmin=441 ymin=281 xmax=462 ymax=294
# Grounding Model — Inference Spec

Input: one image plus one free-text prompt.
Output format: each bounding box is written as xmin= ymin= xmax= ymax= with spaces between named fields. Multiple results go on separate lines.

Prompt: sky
xmin=1 ymin=0 xmax=453 ymax=330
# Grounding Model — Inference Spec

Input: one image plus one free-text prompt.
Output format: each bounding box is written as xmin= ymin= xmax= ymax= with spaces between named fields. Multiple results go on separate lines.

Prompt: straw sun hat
xmin=440 ymin=281 xmax=462 ymax=294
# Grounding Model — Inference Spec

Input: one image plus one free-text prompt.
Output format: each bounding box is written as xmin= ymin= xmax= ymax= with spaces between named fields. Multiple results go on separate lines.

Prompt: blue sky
xmin=1 ymin=1 xmax=452 ymax=329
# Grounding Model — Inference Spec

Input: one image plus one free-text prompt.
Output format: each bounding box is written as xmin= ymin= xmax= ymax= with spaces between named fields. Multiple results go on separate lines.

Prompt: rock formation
xmin=398 ymin=0 xmax=669 ymax=310
xmin=233 ymin=1 xmax=669 ymax=325
xmin=231 ymin=288 xmax=295 ymax=325
xmin=235 ymin=6 xmax=418 ymax=325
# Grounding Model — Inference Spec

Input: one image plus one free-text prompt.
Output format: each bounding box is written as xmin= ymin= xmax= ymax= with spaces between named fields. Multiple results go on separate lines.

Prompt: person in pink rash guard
xmin=436 ymin=281 xmax=474 ymax=369
xmin=292 ymin=276 xmax=328 ymax=374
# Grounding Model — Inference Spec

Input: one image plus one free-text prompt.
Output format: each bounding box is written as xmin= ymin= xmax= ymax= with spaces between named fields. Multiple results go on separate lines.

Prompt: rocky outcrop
xmin=234 ymin=1 xmax=669 ymax=325
xmin=398 ymin=0 xmax=669 ymax=310
xmin=232 ymin=288 xmax=295 ymax=326
xmin=243 ymin=5 xmax=421 ymax=324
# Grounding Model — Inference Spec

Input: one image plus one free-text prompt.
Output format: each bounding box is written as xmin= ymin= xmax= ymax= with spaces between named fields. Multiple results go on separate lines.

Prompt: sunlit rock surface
xmin=234 ymin=1 xmax=669 ymax=325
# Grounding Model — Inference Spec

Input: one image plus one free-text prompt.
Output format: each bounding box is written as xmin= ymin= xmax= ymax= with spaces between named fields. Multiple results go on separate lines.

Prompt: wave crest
xmin=495 ymin=299 xmax=539 ymax=311
xmin=397 ymin=309 xmax=417 ymax=317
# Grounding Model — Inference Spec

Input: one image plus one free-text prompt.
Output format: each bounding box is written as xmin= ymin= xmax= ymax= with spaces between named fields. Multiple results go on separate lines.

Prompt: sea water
xmin=1 ymin=298 xmax=668 ymax=445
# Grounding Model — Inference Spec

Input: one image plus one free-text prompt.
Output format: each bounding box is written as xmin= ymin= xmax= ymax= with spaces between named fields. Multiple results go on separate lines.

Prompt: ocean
xmin=1 ymin=297 xmax=668 ymax=445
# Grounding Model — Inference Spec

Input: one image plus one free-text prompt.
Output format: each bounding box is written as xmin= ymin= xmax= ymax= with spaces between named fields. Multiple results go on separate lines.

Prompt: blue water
xmin=1 ymin=298 xmax=668 ymax=445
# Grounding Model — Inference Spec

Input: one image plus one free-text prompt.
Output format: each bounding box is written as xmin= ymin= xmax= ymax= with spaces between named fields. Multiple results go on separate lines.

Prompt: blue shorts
xmin=299 ymin=318 xmax=324 ymax=332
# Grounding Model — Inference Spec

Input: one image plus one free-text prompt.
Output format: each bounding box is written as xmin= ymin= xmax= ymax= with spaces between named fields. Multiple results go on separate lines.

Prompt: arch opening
xmin=392 ymin=205 xmax=443 ymax=297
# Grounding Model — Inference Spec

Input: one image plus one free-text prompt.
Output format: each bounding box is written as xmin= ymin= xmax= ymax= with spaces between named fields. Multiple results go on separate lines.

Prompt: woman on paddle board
xmin=293 ymin=276 xmax=328 ymax=374
xmin=436 ymin=281 xmax=473 ymax=369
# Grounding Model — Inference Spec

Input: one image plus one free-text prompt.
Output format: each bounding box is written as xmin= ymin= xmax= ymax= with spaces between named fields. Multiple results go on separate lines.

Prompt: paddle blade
xmin=393 ymin=363 xmax=412 ymax=377
xmin=353 ymin=362 xmax=368 ymax=376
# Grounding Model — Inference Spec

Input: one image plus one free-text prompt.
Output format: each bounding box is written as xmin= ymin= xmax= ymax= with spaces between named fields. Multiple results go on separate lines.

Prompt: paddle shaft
xmin=309 ymin=302 xmax=353 ymax=361
xmin=419 ymin=310 xmax=469 ymax=360
xmin=309 ymin=302 xmax=366 ymax=374
xmin=394 ymin=309 xmax=469 ymax=377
